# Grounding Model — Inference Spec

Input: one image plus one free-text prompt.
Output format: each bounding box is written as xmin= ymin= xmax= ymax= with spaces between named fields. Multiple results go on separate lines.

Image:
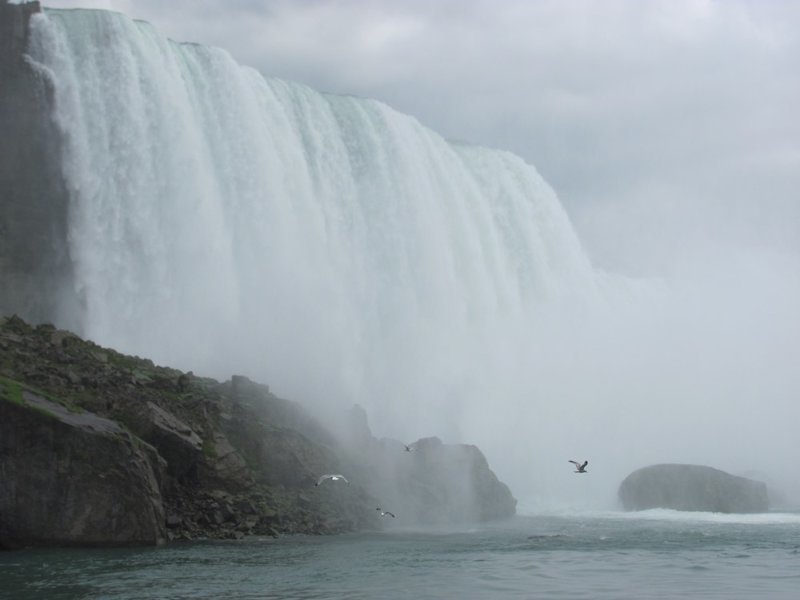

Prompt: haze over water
xmin=22 ymin=6 xmax=800 ymax=510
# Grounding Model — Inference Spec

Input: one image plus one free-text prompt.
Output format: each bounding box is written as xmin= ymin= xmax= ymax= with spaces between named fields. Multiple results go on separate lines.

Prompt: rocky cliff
xmin=338 ymin=413 xmax=516 ymax=525
xmin=0 ymin=387 xmax=167 ymax=547
xmin=0 ymin=1 xmax=77 ymax=329
xmin=618 ymin=463 xmax=769 ymax=513
xmin=0 ymin=316 xmax=515 ymax=548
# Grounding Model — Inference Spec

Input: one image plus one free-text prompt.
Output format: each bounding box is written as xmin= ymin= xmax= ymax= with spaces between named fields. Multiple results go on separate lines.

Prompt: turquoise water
xmin=2 ymin=512 xmax=799 ymax=599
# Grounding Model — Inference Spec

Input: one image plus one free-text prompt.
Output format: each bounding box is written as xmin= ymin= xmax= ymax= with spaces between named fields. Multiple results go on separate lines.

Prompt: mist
xmin=468 ymin=251 xmax=800 ymax=512
xmin=25 ymin=3 xmax=800 ymax=515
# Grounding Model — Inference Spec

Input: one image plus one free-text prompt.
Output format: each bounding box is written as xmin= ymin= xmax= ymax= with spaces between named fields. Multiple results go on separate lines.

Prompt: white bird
xmin=568 ymin=460 xmax=588 ymax=473
xmin=404 ymin=444 xmax=416 ymax=452
xmin=315 ymin=474 xmax=349 ymax=486
xmin=376 ymin=507 xmax=396 ymax=518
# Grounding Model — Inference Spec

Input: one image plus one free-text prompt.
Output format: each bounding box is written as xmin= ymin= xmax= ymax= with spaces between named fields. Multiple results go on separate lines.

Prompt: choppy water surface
xmin=2 ymin=511 xmax=799 ymax=599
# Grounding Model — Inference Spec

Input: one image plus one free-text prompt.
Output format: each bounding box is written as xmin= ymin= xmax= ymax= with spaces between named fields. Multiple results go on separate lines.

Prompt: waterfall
xmin=25 ymin=8 xmax=647 ymax=504
xmin=22 ymin=7 xmax=800 ymax=510
xmin=27 ymin=9 xmax=596 ymax=396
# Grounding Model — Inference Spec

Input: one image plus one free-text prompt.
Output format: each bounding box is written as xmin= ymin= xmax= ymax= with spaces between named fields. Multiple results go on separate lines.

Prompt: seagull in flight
xmin=376 ymin=507 xmax=396 ymax=518
xmin=315 ymin=474 xmax=349 ymax=486
xmin=568 ymin=460 xmax=588 ymax=473
xmin=404 ymin=443 xmax=416 ymax=452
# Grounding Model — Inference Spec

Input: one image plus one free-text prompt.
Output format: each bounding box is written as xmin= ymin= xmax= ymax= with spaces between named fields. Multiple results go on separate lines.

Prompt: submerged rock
xmin=618 ymin=463 xmax=769 ymax=513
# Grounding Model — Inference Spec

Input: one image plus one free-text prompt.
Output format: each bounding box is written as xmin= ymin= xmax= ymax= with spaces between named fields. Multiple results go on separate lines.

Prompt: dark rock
xmin=1 ymin=2 xmax=80 ymax=330
xmin=388 ymin=440 xmax=516 ymax=523
xmin=165 ymin=514 xmax=183 ymax=528
xmin=139 ymin=401 xmax=203 ymax=480
xmin=0 ymin=386 xmax=166 ymax=548
xmin=618 ymin=463 xmax=769 ymax=513
xmin=0 ymin=316 xmax=515 ymax=546
xmin=339 ymin=417 xmax=516 ymax=525
xmin=235 ymin=499 xmax=257 ymax=514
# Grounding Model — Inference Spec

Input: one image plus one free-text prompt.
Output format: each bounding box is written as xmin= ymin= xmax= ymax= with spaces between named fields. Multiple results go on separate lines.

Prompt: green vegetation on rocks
xmin=0 ymin=315 xmax=515 ymax=549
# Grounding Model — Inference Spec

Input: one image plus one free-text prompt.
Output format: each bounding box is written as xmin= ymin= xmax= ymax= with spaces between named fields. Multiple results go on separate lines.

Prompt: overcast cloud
xmin=41 ymin=0 xmax=800 ymax=276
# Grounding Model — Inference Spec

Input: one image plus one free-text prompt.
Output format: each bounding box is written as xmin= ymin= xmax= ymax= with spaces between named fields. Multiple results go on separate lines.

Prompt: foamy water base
xmin=2 ymin=512 xmax=798 ymax=599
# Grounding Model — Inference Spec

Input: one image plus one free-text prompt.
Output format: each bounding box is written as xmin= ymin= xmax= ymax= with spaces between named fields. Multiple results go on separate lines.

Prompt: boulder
xmin=341 ymin=425 xmax=516 ymax=525
xmin=618 ymin=463 xmax=769 ymax=513
xmin=139 ymin=401 xmax=204 ymax=480
xmin=401 ymin=441 xmax=517 ymax=523
xmin=0 ymin=384 xmax=167 ymax=548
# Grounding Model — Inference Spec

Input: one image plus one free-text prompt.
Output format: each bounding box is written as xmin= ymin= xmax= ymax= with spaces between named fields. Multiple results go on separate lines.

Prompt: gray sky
xmin=41 ymin=0 xmax=800 ymax=275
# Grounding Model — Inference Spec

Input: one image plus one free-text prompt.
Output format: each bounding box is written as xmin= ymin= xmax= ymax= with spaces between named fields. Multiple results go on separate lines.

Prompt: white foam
xmin=519 ymin=506 xmax=800 ymax=526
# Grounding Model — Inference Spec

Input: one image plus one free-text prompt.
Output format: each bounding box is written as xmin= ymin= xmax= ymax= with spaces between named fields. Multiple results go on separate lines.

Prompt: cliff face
xmin=0 ymin=316 xmax=515 ymax=548
xmin=0 ymin=316 xmax=379 ymax=547
xmin=337 ymin=416 xmax=517 ymax=525
xmin=0 ymin=1 xmax=77 ymax=330
xmin=618 ymin=463 xmax=769 ymax=513
xmin=0 ymin=387 xmax=167 ymax=548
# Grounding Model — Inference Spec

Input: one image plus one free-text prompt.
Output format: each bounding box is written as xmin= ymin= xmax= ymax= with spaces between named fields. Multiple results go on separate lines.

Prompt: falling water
xmin=23 ymin=8 xmax=800 ymax=508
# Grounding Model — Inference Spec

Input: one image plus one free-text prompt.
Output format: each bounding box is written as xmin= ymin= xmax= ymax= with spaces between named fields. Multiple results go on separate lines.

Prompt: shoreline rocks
xmin=0 ymin=316 xmax=516 ymax=549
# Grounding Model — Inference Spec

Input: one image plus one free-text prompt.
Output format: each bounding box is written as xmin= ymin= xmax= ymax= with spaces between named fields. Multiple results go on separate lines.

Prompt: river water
xmin=2 ymin=511 xmax=798 ymax=599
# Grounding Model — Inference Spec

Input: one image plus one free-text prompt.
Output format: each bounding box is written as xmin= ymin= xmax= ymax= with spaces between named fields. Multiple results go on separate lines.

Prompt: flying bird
xmin=376 ymin=507 xmax=396 ymax=518
xmin=568 ymin=460 xmax=588 ymax=473
xmin=404 ymin=444 xmax=416 ymax=452
xmin=315 ymin=474 xmax=349 ymax=486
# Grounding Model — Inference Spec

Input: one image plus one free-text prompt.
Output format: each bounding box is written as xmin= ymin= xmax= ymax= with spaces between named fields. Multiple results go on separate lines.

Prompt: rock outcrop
xmin=618 ymin=463 xmax=769 ymax=513
xmin=0 ymin=386 xmax=167 ymax=548
xmin=337 ymin=408 xmax=517 ymax=524
xmin=0 ymin=316 xmax=515 ymax=548
xmin=1 ymin=2 xmax=78 ymax=329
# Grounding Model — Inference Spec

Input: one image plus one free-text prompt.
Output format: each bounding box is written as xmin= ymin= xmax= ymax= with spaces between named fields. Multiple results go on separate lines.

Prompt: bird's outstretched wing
xmin=568 ymin=460 xmax=580 ymax=467
xmin=581 ymin=461 xmax=588 ymax=470
xmin=316 ymin=474 xmax=349 ymax=486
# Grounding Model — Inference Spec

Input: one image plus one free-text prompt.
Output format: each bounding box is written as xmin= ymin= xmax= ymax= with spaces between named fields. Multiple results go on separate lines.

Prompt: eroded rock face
xmin=0 ymin=317 xmax=383 ymax=542
xmin=0 ymin=316 xmax=516 ymax=546
xmin=337 ymin=411 xmax=517 ymax=525
xmin=0 ymin=1 xmax=78 ymax=329
xmin=618 ymin=464 xmax=769 ymax=513
xmin=396 ymin=440 xmax=517 ymax=523
xmin=0 ymin=388 xmax=166 ymax=549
